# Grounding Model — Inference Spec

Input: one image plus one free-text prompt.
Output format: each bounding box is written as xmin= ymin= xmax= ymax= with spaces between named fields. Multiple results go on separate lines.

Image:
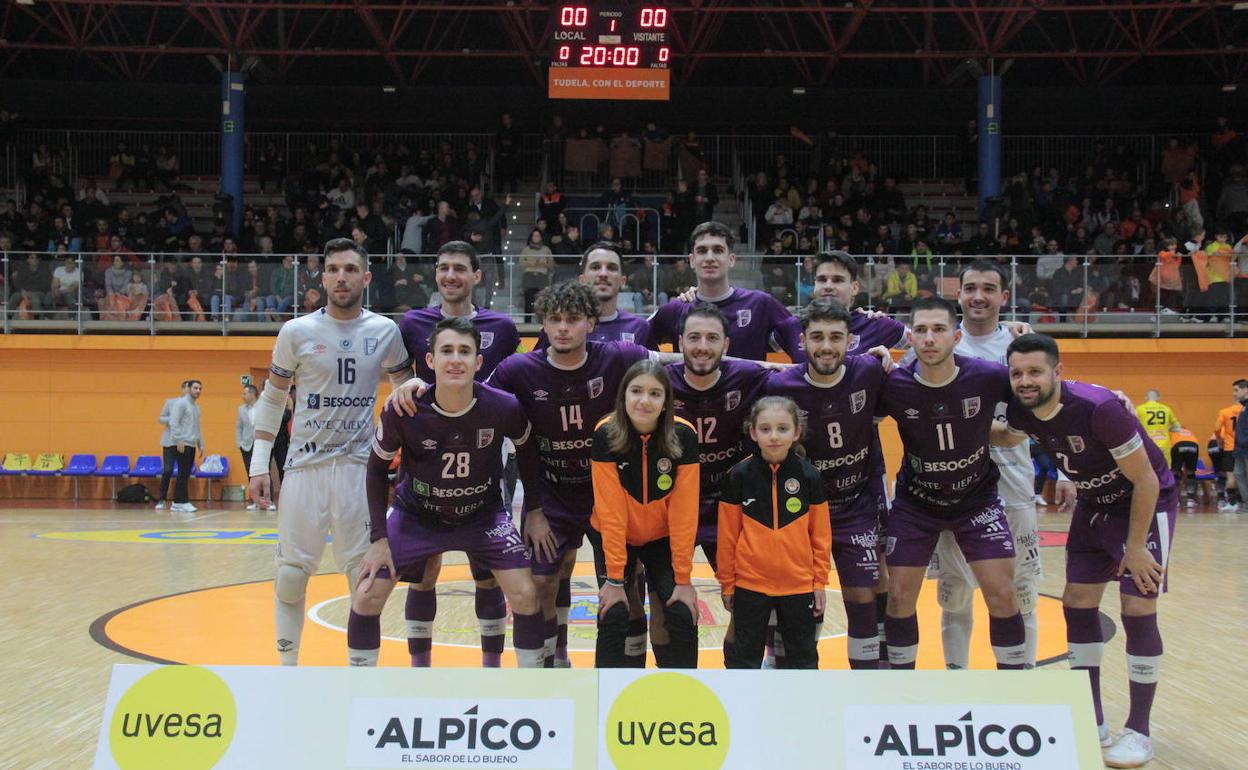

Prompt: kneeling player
xmin=1001 ymin=334 xmax=1176 ymax=768
xmin=718 ymin=396 xmax=831 ymax=669
xmin=348 ymin=317 xmax=547 ymax=667
xmin=591 ymin=361 xmax=701 ymax=668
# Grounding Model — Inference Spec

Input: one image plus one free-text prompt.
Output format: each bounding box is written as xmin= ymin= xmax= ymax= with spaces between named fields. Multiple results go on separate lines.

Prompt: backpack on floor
xmin=116 ymin=483 xmax=153 ymax=503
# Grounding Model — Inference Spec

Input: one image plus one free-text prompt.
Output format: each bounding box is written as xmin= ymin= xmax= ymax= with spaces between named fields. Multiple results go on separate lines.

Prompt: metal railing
xmin=2 ymin=249 xmax=1243 ymax=339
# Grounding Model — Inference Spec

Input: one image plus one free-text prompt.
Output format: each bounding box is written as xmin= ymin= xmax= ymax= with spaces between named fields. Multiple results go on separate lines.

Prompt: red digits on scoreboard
xmin=640 ymin=8 xmax=668 ymax=28
xmin=658 ymin=46 xmax=670 ymax=63
xmin=560 ymin=6 xmax=588 ymax=26
xmin=558 ymin=45 xmax=571 ymax=61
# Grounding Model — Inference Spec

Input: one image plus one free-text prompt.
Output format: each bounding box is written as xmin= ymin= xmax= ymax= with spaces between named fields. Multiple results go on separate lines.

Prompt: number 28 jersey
xmin=270 ymin=308 xmax=412 ymax=471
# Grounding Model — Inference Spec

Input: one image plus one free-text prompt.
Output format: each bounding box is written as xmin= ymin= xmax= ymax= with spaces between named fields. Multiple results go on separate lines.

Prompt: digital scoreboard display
xmin=548 ymin=4 xmax=671 ymax=101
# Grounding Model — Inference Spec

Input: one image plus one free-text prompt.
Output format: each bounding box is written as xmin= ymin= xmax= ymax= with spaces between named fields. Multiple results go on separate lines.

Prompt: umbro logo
xmin=534 ymin=390 xmax=549 ymax=401
xmin=422 ymin=439 xmax=438 ymax=449
xmin=905 ymin=408 xmax=920 ymax=419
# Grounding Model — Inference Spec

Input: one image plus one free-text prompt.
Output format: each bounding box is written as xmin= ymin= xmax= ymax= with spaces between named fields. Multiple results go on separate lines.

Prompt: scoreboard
xmin=548 ymin=3 xmax=672 ymax=101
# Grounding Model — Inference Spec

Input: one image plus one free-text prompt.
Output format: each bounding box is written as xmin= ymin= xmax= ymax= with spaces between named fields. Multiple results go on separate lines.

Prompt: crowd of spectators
xmin=2 ymin=115 xmax=1247 ymax=324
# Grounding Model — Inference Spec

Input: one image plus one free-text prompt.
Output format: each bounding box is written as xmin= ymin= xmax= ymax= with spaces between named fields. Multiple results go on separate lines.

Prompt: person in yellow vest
xmin=1136 ymin=390 xmax=1181 ymax=456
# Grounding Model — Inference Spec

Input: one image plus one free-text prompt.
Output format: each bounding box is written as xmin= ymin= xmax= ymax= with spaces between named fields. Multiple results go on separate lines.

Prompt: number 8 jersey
xmin=270 ymin=308 xmax=412 ymax=471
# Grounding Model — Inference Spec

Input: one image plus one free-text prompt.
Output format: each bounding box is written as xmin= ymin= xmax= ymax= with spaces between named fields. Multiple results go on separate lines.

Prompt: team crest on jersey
xmin=307 ymin=393 xmax=321 ymax=409
xmin=534 ymin=390 xmax=549 ymax=401
xmin=413 ymin=479 xmax=431 ymax=496
xmin=737 ymin=309 xmax=752 ymax=328
xmin=725 ymin=390 xmax=741 ymax=411
xmin=587 ymin=377 xmax=605 ymax=399
xmin=962 ymin=397 xmax=981 ymax=418
xmin=1066 ymin=435 xmax=1086 ymax=453
xmin=480 ymin=331 xmax=494 ymax=349
xmin=422 ymin=439 xmax=438 ymax=450
xmin=850 ymin=390 xmax=867 ymax=414
xmin=657 ymin=457 xmax=672 ymax=474
xmin=620 ymin=333 xmax=635 ymax=343
xmin=364 ymin=337 xmax=378 ymax=356
xmin=477 ymin=429 xmax=495 ymax=448
xmin=784 ymin=478 xmax=800 ymax=494
xmin=340 ymin=338 xmax=352 ymax=350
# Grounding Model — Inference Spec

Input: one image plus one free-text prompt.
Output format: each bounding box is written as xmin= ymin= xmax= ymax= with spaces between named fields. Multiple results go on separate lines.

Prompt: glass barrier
xmin=1 ymin=250 xmax=1242 ymax=337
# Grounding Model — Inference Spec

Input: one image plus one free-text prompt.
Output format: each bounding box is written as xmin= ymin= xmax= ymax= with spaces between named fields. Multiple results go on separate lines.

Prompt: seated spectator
xmin=764 ymin=193 xmax=794 ymax=242
xmin=599 ymin=177 xmax=633 ymax=231
xmin=100 ymin=255 xmax=133 ymax=320
xmin=299 ymin=252 xmax=325 ymax=313
xmin=520 ymin=229 xmax=553 ymax=315
xmin=265 ymin=254 xmax=296 ymax=320
xmin=327 ymin=176 xmax=355 ymax=211
xmin=934 ymin=212 xmax=963 ymax=252
xmin=49 ymin=252 xmax=82 ymax=318
xmin=154 ymin=145 xmax=180 ymax=191
xmin=125 ymin=270 xmax=150 ymax=320
xmin=10 ymin=252 xmax=53 ymax=319
xmin=237 ymin=259 xmax=265 ymax=321
xmin=184 ymin=255 xmax=216 ymax=320
xmin=389 ymin=252 xmax=430 ymax=313
xmin=883 ymin=261 xmax=918 ymax=310
xmin=153 ymin=259 xmax=184 ymax=321
xmin=108 ymin=142 xmax=136 ymax=189
xmin=1049 ymin=256 xmax=1087 ymax=321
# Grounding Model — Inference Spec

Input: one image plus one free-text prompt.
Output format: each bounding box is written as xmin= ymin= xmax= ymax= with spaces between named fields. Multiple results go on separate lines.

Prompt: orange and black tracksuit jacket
xmin=590 ymin=416 xmax=701 ymax=584
xmin=717 ymin=451 xmax=831 ymax=598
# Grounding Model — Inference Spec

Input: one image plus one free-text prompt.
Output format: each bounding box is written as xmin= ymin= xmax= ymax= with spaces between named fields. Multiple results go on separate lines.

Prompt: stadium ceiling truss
xmin=1 ymin=1 xmax=1245 ymax=88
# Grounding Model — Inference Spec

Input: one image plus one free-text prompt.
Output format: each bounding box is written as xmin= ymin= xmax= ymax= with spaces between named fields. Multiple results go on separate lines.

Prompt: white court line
xmin=307 ymin=585 xmax=848 ymax=650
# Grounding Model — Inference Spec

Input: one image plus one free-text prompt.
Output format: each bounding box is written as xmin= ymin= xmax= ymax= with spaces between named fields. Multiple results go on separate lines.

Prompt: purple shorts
xmin=388 ymin=507 xmax=529 ymax=582
xmin=830 ymin=490 xmax=883 ymax=587
xmin=884 ymin=496 xmax=1014 ymax=568
xmin=1065 ymin=500 xmax=1177 ymax=597
xmin=521 ymin=504 xmax=590 ymax=577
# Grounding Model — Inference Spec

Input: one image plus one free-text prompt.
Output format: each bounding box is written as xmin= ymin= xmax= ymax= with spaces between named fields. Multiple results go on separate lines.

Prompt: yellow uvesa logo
xmin=605 ymin=672 xmax=730 ymax=770
xmin=109 ymin=666 xmax=237 ymax=770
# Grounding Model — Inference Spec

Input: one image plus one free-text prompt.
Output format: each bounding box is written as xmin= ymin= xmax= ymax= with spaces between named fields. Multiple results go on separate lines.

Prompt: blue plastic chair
xmin=130 ymin=455 xmax=164 ymax=478
xmin=194 ymin=456 xmax=230 ymax=501
xmin=63 ymin=454 xmax=98 ymax=500
xmin=96 ymin=455 xmax=131 ymax=497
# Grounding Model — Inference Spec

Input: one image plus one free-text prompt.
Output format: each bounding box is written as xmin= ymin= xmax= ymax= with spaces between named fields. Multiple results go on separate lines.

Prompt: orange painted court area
xmin=100 ymin=562 xmax=1070 ymax=669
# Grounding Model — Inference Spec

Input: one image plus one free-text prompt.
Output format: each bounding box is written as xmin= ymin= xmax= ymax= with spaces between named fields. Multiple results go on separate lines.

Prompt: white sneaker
xmin=1218 ymin=500 xmax=1238 ymax=512
xmin=1184 ymin=499 xmax=1195 ymax=508
xmin=154 ymin=501 xmax=166 ymax=510
xmin=1098 ymin=723 xmax=1112 ymax=748
xmin=1034 ymin=494 xmax=1047 ymax=505
xmin=183 ymin=502 xmax=198 ymax=513
xmin=761 ymin=655 xmax=777 ymax=669
xmin=246 ymin=502 xmax=258 ymax=511
xmin=268 ymin=503 xmax=278 ymax=512
xmin=1104 ymin=728 xmax=1154 ymax=767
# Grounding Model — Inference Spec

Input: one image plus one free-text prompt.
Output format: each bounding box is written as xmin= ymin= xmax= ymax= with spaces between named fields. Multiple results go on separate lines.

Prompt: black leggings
xmin=588 ymin=531 xmax=698 ymax=669
xmin=727 ymin=588 xmax=818 ymax=670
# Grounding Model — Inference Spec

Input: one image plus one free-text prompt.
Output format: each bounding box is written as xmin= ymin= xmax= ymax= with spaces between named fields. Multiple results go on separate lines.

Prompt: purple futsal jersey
xmin=1005 ymin=380 xmax=1177 ymax=512
xmin=877 ymin=355 xmax=1013 ymax=515
xmin=774 ymin=309 xmax=908 ymax=365
xmin=534 ymin=310 xmax=654 ymax=350
xmin=667 ymin=358 xmax=770 ymax=531
xmin=374 ymin=382 xmax=531 ymax=528
xmin=488 ymin=340 xmax=650 ymax=521
xmin=766 ymin=355 xmax=887 ymax=510
xmin=650 ymin=288 xmax=797 ymax=360
xmin=399 ymin=306 xmax=520 ymax=382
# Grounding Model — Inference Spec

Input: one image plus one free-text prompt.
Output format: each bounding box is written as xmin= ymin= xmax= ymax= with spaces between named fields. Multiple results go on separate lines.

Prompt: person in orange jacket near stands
xmin=590 ymin=359 xmax=701 ymax=668
xmin=717 ymin=395 xmax=832 ymax=670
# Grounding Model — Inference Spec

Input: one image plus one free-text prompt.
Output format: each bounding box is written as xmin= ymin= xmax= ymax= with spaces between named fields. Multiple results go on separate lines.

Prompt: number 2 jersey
xmin=270 ymin=308 xmax=412 ymax=471
xmin=876 ymin=355 xmax=1013 ymax=515
xmin=488 ymin=340 xmax=652 ymax=522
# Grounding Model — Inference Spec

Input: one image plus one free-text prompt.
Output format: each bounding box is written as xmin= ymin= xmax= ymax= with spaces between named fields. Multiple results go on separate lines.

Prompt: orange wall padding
xmin=1 ymin=336 xmax=1244 ymax=499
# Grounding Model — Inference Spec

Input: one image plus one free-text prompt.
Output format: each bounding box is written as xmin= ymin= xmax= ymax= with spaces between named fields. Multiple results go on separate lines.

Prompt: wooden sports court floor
xmin=1 ymin=499 xmax=1244 ymax=769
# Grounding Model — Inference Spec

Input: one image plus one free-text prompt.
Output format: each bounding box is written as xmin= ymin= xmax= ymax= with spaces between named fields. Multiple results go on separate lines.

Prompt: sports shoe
xmin=170 ymin=502 xmax=198 ymax=513
xmin=1184 ymin=498 xmax=1195 ymax=508
xmin=268 ymin=503 xmax=278 ymax=512
xmin=761 ymin=655 xmax=777 ymax=670
xmin=1103 ymin=728 xmax=1154 ymax=767
xmin=246 ymin=502 xmax=258 ymax=511
xmin=1098 ymin=723 xmax=1112 ymax=748
xmin=154 ymin=501 xmax=166 ymax=510
xmin=1218 ymin=500 xmax=1238 ymax=512
xmin=1034 ymin=494 xmax=1047 ymax=505
xmin=552 ymin=658 xmax=572 ymax=668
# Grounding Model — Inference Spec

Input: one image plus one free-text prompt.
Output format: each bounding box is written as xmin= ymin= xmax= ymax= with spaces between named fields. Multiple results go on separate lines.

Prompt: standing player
xmin=487 ymin=281 xmax=658 ymax=666
xmin=1135 ymin=389 xmax=1181 ymax=457
xmin=248 ymin=238 xmax=413 ymax=666
xmin=1001 ymin=334 xmax=1176 ymax=767
xmin=397 ymin=241 xmax=521 ymax=668
xmin=1213 ymin=382 xmax=1245 ymax=511
xmin=347 ymin=316 xmax=547 ymax=668
xmin=649 ymin=221 xmax=800 ymax=360
xmin=764 ymin=298 xmax=889 ymax=668
xmin=927 ymin=260 xmax=1060 ymax=670
xmin=876 ymin=296 xmax=1027 ymax=671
